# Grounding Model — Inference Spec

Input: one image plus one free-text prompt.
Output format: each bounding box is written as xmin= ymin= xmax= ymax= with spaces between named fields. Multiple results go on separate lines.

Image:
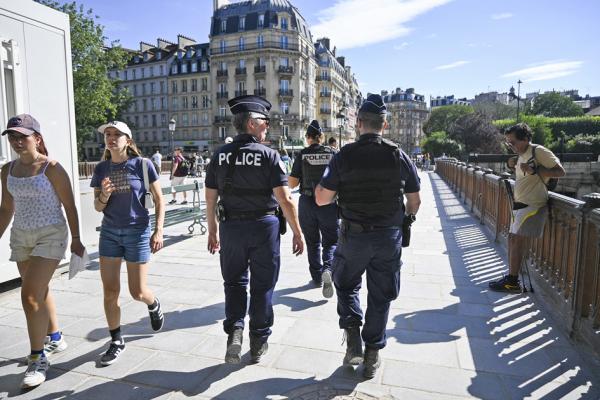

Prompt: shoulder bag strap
xmin=142 ymin=158 xmax=150 ymax=192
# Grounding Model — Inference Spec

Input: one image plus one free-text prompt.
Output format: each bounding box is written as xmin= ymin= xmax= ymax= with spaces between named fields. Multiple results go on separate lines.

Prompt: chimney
xmin=140 ymin=41 xmax=153 ymax=52
xmin=177 ymin=34 xmax=197 ymax=49
xmin=157 ymin=38 xmax=173 ymax=49
xmin=332 ymin=46 xmax=336 ymax=57
xmin=321 ymin=38 xmax=330 ymax=50
xmin=214 ymin=0 xmax=219 ymax=11
xmin=336 ymin=56 xmax=345 ymax=67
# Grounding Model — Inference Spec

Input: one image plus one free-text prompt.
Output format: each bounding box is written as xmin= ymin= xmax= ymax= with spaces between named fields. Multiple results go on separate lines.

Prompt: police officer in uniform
xmin=288 ymin=120 xmax=339 ymax=298
xmin=315 ymin=94 xmax=421 ymax=379
xmin=205 ymin=95 xmax=304 ymax=364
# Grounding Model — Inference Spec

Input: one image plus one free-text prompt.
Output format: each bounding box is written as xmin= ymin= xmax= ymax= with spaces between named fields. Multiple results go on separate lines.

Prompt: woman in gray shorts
xmin=0 ymin=114 xmax=85 ymax=389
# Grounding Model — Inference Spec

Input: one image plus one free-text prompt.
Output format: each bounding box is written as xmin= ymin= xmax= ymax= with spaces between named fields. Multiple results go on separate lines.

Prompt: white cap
xmin=224 ymin=137 xmax=233 ymax=144
xmin=97 ymin=121 xmax=132 ymax=138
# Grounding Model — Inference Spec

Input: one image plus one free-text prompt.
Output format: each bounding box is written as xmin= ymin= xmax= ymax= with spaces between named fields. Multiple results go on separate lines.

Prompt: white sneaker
xmin=44 ymin=334 xmax=68 ymax=355
xmin=21 ymin=355 xmax=49 ymax=388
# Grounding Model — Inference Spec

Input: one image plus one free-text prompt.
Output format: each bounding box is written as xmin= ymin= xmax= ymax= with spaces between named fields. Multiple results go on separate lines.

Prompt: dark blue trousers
xmin=333 ymin=227 xmax=402 ymax=349
xmin=298 ymin=194 xmax=340 ymax=282
xmin=219 ymin=215 xmax=280 ymax=342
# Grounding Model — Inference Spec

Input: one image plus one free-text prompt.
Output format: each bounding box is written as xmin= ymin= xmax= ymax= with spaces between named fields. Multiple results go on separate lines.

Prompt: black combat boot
xmin=363 ymin=347 xmax=381 ymax=379
xmin=249 ymin=336 xmax=268 ymax=364
xmin=342 ymin=327 xmax=363 ymax=366
xmin=225 ymin=328 xmax=243 ymax=364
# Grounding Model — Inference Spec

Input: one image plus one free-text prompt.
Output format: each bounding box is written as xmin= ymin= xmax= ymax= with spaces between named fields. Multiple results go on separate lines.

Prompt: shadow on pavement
xmin=385 ymin=172 xmax=599 ymax=399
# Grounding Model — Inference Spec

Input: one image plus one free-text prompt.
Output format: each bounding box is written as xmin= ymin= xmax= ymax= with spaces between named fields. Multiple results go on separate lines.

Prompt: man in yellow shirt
xmin=489 ymin=123 xmax=565 ymax=292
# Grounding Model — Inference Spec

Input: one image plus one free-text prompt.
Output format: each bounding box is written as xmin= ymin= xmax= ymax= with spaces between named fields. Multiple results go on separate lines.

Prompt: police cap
xmin=306 ymin=120 xmax=322 ymax=136
xmin=228 ymin=95 xmax=272 ymax=116
xmin=359 ymin=94 xmax=387 ymax=115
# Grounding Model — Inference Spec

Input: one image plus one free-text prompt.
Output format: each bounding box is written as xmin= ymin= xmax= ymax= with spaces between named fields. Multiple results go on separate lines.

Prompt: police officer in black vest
xmin=205 ymin=95 xmax=304 ymax=364
xmin=288 ymin=120 xmax=339 ymax=298
xmin=315 ymin=94 xmax=421 ymax=379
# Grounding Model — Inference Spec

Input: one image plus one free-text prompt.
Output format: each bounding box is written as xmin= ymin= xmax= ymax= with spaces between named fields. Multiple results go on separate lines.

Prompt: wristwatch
xmin=405 ymin=214 xmax=416 ymax=223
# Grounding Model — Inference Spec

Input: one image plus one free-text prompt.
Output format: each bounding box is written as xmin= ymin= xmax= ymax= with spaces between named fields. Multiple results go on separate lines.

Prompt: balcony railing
xmin=278 ymin=66 xmax=294 ymax=74
xmin=319 ymin=108 xmax=331 ymax=114
xmin=316 ymin=76 xmax=331 ymax=81
xmin=214 ymin=116 xmax=231 ymax=124
xmin=216 ymin=70 xmax=228 ymax=77
xmin=216 ymin=92 xmax=228 ymax=99
xmin=212 ymin=41 xmax=300 ymax=55
xmin=436 ymin=159 xmax=600 ymax=357
xmin=254 ymin=88 xmax=266 ymax=96
xmin=235 ymin=67 xmax=247 ymax=76
xmin=279 ymin=89 xmax=294 ymax=97
xmin=254 ymin=65 xmax=266 ymax=74
xmin=235 ymin=90 xmax=247 ymax=97
xmin=320 ymin=92 xmax=331 ymax=97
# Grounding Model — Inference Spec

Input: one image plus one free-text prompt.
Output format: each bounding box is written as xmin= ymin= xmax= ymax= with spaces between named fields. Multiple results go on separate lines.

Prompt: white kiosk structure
xmin=0 ymin=0 xmax=79 ymax=284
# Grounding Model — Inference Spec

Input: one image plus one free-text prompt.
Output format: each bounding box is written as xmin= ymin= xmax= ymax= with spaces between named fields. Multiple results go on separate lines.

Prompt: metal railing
xmin=436 ymin=159 xmax=600 ymax=355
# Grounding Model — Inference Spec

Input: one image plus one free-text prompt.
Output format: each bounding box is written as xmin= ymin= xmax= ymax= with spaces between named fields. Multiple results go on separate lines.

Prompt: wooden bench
xmin=96 ymin=180 xmax=207 ymax=235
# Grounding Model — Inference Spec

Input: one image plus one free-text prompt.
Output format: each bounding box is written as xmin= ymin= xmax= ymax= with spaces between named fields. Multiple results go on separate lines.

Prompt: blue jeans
xmin=333 ymin=226 xmax=403 ymax=349
xmin=298 ymin=195 xmax=339 ymax=282
xmin=99 ymin=224 xmax=151 ymax=263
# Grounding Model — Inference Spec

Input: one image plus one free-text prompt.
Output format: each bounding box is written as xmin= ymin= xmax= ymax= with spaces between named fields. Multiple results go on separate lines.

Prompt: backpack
xmin=176 ymin=157 xmax=191 ymax=176
xmin=530 ymin=144 xmax=558 ymax=192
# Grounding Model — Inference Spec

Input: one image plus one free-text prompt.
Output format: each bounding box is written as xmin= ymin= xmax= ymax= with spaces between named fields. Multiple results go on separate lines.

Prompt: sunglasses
xmin=254 ymin=117 xmax=270 ymax=126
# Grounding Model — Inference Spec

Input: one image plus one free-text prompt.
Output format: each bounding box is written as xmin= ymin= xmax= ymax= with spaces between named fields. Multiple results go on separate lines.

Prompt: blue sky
xmin=83 ymin=0 xmax=599 ymax=101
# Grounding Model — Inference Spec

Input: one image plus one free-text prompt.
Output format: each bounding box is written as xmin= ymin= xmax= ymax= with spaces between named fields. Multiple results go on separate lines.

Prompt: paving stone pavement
xmin=1 ymin=171 xmax=599 ymax=399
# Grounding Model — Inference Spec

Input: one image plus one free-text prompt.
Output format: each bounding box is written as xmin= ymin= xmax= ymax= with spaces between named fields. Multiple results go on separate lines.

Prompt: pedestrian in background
xmin=0 ymin=114 xmax=85 ymax=388
xmin=91 ymin=121 xmax=165 ymax=366
xmin=169 ymin=147 xmax=188 ymax=205
xmin=205 ymin=95 xmax=304 ymax=364
xmin=328 ymin=137 xmax=338 ymax=151
xmin=151 ymin=150 xmax=162 ymax=174
xmin=489 ymin=123 xmax=565 ymax=292
xmin=288 ymin=120 xmax=338 ymax=298
xmin=315 ymin=94 xmax=421 ymax=379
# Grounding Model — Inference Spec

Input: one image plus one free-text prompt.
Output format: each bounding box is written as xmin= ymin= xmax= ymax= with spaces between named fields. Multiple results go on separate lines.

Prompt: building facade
xmin=381 ymin=88 xmax=429 ymax=155
xmin=430 ymin=95 xmax=471 ymax=108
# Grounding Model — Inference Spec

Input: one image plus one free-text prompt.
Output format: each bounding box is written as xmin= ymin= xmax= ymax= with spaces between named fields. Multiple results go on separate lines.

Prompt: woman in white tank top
xmin=0 ymin=114 xmax=85 ymax=389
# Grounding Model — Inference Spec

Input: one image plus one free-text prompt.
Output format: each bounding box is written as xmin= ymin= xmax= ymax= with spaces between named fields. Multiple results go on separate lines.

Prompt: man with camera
xmin=315 ymin=94 xmax=421 ymax=379
xmin=489 ymin=123 xmax=565 ymax=292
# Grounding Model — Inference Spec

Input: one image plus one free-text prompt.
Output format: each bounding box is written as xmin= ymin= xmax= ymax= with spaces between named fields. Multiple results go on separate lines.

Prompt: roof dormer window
xmin=240 ymin=16 xmax=246 ymax=31
xmin=281 ymin=17 xmax=288 ymax=30
xmin=156 ymin=51 xmax=162 ymax=60
xmin=221 ymin=19 xmax=227 ymax=33
xmin=143 ymin=52 xmax=149 ymax=61
xmin=258 ymin=14 xmax=264 ymax=28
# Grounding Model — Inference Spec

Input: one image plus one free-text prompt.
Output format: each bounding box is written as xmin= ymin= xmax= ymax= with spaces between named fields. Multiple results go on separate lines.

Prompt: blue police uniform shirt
xmin=90 ymin=157 xmax=158 ymax=228
xmin=289 ymin=143 xmax=331 ymax=192
xmin=319 ymin=133 xmax=420 ymax=226
xmin=205 ymin=133 xmax=288 ymax=212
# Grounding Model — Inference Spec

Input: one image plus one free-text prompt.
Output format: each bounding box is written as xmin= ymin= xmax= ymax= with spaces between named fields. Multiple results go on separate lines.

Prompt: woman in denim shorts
xmin=91 ymin=121 xmax=165 ymax=366
xmin=0 ymin=114 xmax=85 ymax=388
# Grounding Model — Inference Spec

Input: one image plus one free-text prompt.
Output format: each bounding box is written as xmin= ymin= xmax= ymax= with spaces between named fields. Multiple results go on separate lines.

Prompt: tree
xmin=472 ymin=102 xmax=517 ymax=120
xmin=528 ymin=92 xmax=584 ymax=117
xmin=423 ymin=104 xmax=474 ymax=136
xmin=35 ymin=1 xmax=132 ymax=158
xmin=449 ymin=112 xmax=503 ymax=154
xmin=421 ymin=131 xmax=463 ymax=158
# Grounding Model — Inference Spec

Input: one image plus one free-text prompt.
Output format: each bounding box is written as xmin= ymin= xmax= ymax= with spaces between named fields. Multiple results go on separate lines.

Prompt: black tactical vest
xmin=300 ymin=144 xmax=335 ymax=196
xmin=337 ymin=136 xmax=406 ymax=219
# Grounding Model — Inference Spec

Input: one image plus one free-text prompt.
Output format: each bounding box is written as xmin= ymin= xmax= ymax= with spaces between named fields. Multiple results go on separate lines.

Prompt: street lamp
xmin=336 ymin=109 xmax=346 ymax=148
xmin=168 ymin=118 xmax=176 ymax=156
xmin=279 ymin=117 xmax=285 ymax=150
xmin=508 ymin=79 xmax=523 ymax=122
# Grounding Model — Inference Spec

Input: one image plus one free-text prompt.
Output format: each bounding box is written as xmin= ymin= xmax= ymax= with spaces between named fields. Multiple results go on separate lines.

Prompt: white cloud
xmin=491 ymin=12 xmax=513 ymax=20
xmin=434 ymin=60 xmax=470 ymax=70
xmin=393 ymin=42 xmax=409 ymax=50
xmin=502 ymin=60 xmax=583 ymax=81
xmin=312 ymin=0 xmax=452 ymax=50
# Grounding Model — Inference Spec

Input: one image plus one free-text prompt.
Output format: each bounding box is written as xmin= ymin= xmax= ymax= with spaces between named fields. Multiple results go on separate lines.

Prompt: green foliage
xmin=449 ymin=112 xmax=503 ymax=154
xmin=565 ymin=134 xmax=600 ymax=156
xmin=423 ymin=104 xmax=474 ymax=136
xmin=527 ymin=92 xmax=584 ymax=117
xmin=421 ymin=131 xmax=462 ymax=158
xmin=472 ymin=102 xmax=517 ymax=120
xmin=35 ymin=0 xmax=131 ymax=158
xmin=494 ymin=116 xmax=600 ymax=147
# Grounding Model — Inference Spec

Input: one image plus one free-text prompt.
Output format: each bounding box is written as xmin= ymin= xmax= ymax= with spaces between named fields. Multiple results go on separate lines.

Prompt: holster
xmin=401 ymin=219 xmax=412 ymax=247
xmin=276 ymin=207 xmax=287 ymax=235
xmin=216 ymin=201 xmax=227 ymax=222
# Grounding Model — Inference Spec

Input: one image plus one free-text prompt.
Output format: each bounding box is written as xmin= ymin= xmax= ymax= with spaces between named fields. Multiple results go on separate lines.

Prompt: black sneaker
xmin=342 ymin=327 xmax=363 ymax=366
xmin=488 ymin=275 xmax=522 ymax=293
xmin=168 ymin=199 xmax=177 ymax=205
xmin=249 ymin=336 xmax=268 ymax=364
xmin=225 ymin=328 xmax=243 ymax=364
xmin=148 ymin=297 xmax=164 ymax=331
xmin=363 ymin=347 xmax=380 ymax=379
xmin=100 ymin=341 xmax=125 ymax=366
